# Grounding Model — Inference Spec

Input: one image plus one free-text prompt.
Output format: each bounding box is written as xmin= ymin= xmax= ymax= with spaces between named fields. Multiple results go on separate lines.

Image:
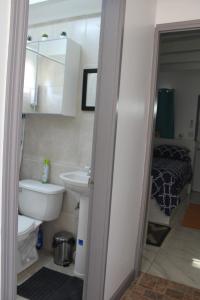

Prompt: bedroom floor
xmin=142 ymin=191 xmax=200 ymax=290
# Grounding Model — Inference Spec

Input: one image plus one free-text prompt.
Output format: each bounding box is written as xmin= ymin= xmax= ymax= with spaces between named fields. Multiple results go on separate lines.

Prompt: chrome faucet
xmin=84 ymin=166 xmax=91 ymax=176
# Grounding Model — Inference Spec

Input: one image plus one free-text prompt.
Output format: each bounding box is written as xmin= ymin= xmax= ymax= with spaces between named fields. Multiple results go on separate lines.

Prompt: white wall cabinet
xmin=23 ymin=38 xmax=80 ymax=116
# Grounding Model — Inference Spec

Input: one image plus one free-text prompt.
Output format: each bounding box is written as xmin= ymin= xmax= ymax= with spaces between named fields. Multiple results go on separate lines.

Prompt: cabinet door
xmin=23 ymin=38 xmax=79 ymax=116
xmin=36 ymin=39 xmax=66 ymax=114
xmin=23 ymin=49 xmax=38 ymax=113
xmin=36 ymin=54 xmax=65 ymax=114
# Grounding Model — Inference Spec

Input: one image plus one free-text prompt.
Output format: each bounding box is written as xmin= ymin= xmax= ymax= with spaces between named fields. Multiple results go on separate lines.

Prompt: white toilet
xmin=17 ymin=179 xmax=65 ymax=273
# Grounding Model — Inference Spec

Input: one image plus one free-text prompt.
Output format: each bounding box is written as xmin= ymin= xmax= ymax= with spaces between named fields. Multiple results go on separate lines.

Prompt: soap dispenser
xmin=42 ymin=159 xmax=50 ymax=183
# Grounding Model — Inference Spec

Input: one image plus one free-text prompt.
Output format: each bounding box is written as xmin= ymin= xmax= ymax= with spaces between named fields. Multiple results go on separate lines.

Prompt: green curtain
xmin=156 ymin=89 xmax=175 ymax=139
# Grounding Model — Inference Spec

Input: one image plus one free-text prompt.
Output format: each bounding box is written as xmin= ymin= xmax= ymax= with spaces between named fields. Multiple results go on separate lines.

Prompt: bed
xmin=148 ymin=139 xmax=194 ymax=226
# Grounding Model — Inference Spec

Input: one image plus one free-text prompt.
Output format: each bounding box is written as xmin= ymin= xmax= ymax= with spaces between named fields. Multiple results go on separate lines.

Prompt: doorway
xmin=140 ymin=23 xmax=200 ymax=292
xmin=2 ymin=0 xmax=126 ymax=299
xmin=17 ymin=1 xmax=102 ymax=299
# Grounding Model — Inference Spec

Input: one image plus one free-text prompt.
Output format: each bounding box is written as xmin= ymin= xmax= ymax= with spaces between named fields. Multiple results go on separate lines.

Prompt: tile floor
xmin=17 ymin=250 xmax=77 ymax=299
xmin=121 ymin=272 xmax=200 ymax=300
xmin=142 ymin=192 xmax=200 ymax=290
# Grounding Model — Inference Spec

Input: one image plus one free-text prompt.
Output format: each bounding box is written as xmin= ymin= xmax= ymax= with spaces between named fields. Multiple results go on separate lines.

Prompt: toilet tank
xmin=19 ymin=180 xmax=65 ymax=221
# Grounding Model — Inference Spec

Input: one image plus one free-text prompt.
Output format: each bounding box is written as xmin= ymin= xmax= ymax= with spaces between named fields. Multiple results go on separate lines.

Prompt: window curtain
xmin=156 ymin=88 xmax=175 ymax=139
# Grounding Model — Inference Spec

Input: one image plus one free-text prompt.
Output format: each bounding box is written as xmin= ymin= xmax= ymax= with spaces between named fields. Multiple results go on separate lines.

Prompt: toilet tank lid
xmin=19 ymin=180 xmax=65 ymax=195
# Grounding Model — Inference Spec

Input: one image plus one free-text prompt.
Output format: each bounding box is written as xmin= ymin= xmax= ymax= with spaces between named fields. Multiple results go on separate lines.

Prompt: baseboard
xmin=110 ymin=270 xmax=135 ymax=300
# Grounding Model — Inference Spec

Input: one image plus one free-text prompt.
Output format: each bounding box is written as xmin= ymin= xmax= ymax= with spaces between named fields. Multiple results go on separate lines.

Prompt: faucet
xmin=84 ymin=166 xmax=91 ymax=176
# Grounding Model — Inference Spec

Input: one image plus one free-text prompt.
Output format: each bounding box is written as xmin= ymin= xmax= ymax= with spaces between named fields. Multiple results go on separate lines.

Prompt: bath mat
xmin=182 ymin=203 xmax=200 ymax=229
xmin=17 ymin=267 xmax=83 ymax=300
xmin=146 ymin=222 xmax=171 ymax=247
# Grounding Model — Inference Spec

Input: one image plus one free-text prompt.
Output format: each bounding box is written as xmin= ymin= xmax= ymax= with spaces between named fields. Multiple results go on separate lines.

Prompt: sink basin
xmin=59 ymin=171 xmax=90 ymax=195
xmin=59 ymin=170 xmax=91 ymax=277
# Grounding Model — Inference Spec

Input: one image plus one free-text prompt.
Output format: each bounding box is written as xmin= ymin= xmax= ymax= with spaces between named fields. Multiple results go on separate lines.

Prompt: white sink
xmin=59 ymin=170 xmax=91 ymax=277
xmin=59 ymin=170 xmax=90 ymax=196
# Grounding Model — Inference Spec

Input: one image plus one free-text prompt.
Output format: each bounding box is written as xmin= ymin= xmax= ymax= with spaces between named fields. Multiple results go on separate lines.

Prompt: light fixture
xmin=192 ymin=258 xmax=200 ymax=269
xmin=60 ymin=31 xmax=67 ymax=39
xmin=29 ymin=0 xmax=48 ymax=5
xmin=27 ymin=35 xmax=32 ymax=42
xmin=41 ymin=33 xmax=49 ymax=41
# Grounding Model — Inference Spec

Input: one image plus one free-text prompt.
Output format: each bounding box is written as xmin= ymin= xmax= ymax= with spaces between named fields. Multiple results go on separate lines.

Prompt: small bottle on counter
xmin=42 ymin=159 xmax=50 ymax=183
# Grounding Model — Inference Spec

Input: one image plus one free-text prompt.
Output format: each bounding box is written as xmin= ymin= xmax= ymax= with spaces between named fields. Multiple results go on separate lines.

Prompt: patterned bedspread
xmin=151 ymin=157 xmax=192 ymax=216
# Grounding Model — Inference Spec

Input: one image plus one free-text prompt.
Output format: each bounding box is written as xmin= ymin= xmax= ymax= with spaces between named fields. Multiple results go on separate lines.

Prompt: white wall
xmin=0 ymin=0 xmax=11 ymax=294
xmin=104 ymin=0 xmax=157 ymax=299
xmin=156 ymin=0 xmax=200 ymax=24
xmin=21 ymin=16 xmax=100 ymax=249
xmin=158 ymin=70 xmax=200 ymax=140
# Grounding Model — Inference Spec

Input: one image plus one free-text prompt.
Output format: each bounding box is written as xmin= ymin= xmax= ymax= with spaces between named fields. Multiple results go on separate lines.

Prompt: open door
xmin=103 ymin=0 xmax=157 ymax=299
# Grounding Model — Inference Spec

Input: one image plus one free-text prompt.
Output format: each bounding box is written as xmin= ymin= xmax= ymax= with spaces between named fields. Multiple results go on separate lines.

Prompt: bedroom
xmin=142 ymin=29 xmax=200 ymax=289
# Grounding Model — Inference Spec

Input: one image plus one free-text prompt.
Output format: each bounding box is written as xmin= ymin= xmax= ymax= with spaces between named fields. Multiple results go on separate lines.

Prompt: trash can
xmin=52 ymin=231 xmax=75 ymax=267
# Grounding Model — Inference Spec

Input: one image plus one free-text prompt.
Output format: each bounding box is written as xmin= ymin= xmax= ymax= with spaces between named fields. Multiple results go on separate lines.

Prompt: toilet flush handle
xmin=89 ymin=178 xmax=94 ymax=185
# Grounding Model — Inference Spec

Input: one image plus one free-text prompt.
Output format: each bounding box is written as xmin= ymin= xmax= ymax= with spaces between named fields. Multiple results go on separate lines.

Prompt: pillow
xmin=154 ymin=144 xmax=190 ymax=161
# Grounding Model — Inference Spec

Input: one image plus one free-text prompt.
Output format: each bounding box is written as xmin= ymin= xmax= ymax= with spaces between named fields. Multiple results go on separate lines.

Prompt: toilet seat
xmin=18 ymin=215 xmax=41 ymax=241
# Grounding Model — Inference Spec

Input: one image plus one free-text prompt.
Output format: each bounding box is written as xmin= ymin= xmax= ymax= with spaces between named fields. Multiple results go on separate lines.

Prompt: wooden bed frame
xmin=148 ymin=138 xmax=194 ymax=227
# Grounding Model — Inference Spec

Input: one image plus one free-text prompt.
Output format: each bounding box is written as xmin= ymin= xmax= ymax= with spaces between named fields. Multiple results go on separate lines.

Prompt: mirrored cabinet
xmin=23 ymin=38 xmax=80 ymax=116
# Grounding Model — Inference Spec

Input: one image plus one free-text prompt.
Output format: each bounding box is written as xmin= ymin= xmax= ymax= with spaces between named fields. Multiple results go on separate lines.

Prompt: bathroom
xmin=17 ymin=0 xmax=102 ymax=299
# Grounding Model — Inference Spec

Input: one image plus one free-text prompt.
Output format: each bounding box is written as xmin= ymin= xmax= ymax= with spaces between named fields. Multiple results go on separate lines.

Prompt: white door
xmin=104 ymin=0 xmax=157 ymax=299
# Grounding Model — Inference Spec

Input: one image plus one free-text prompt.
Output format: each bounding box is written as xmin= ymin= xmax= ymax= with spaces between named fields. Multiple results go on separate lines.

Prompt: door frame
xmin=84 ymin=0 xmax=126 ymax=299
xmin=1 ymin=0 xmax=29 ymax=299
xmin=192 ymin=95 xmax=200 ymax=192
xmin=1 ymin=0 xmax=126 ymax=299
xmin=135 ymin=19 xmax=200 ymax=277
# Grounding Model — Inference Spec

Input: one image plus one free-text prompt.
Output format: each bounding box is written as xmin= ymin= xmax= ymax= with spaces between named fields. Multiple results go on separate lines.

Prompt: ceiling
xmin=29 ymin=0 xmax=102 ymax=26
xmin=30 ymin=0 xmax=70 ymax=5
xmin=159 ymin=30 xmax=200 ymax=71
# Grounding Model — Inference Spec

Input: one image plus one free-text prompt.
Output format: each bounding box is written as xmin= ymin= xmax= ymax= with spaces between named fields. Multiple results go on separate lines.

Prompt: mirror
xmin=82 ymin=69 xmax=97 ymax=111
xmin=23 ymin=38 xmax=80 ymax=116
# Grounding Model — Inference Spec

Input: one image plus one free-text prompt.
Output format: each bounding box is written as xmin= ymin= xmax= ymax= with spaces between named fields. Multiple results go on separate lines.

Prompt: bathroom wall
xmin=20 ymin=16 xmax=101 ymax=250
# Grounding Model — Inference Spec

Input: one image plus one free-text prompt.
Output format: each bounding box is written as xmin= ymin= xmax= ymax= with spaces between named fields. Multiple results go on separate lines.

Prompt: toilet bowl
xmin=18 ymin=215 xmax=41 ymax=242
xmin=17 ymin=179 xmax=65 ymax=273
xmin=17 ymin=215 xmax=42 ymax=273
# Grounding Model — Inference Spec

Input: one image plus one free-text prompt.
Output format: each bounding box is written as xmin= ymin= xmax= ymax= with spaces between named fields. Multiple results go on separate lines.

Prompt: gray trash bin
xmin=52 ymin=231 xmax=75 ymax=267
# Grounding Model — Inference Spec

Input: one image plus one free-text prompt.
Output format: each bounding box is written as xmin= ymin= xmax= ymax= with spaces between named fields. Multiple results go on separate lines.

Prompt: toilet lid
xmin=18 ymin=215 xmax=41 ymax=236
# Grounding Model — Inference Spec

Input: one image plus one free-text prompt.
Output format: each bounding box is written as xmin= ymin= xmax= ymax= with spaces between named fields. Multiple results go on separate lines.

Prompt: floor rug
xmin=146 ymin=222 xmax=171 ymax=247
xmin=182 ymin=203 xmax=200 ymax=229
xmin=121 ymin=272 xmax=200 ymax=300
xmin=17 ymin=267 xmax=83 ymax=300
